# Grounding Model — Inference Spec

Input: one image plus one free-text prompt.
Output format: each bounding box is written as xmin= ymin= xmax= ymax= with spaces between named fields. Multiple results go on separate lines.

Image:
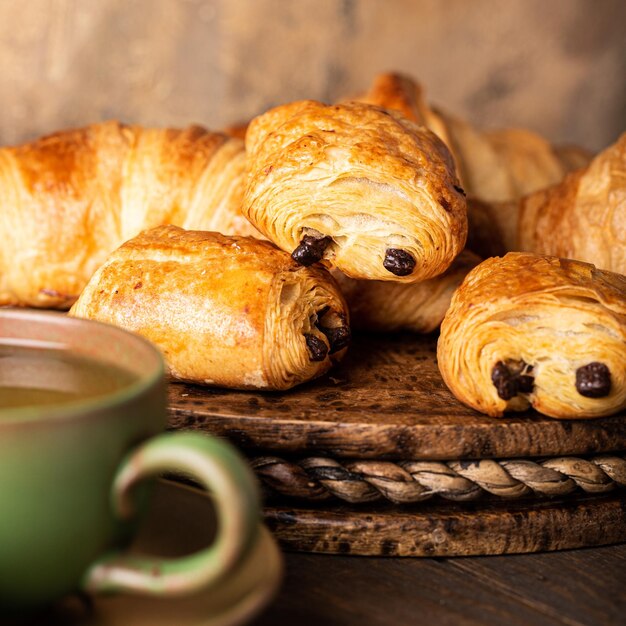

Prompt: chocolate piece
xmin=491 ymin=360 xmax=534 ymax=400
xmin=292 ymin=235 xmax=332 ymax=266
xmin=491 ymin=362 xmax=518 ymax=400
xmin=516 ymin=375 xmax=535 ymax=394
xmin=576 ymin=362 xmax=611 ymax=398
xmin=316 ymin=310 xmax=351 ymax=354
xmin=383 ymin=249 xmax=416 ymax=276
xmin=304 ymin=334 xmax=328 ymax=361
xmin=319 ymin=325 xmax=351 ymax=354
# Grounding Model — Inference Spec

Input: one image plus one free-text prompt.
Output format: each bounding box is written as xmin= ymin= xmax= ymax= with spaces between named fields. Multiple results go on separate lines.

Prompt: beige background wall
xmin=1 ymin=0 xmax=624 ymax=150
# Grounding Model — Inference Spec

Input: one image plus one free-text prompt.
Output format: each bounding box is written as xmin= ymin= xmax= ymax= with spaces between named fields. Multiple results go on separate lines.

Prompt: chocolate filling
xmin=491 ymin=360 xmax=534 ymax=400
xmin=576 ymin=362 xmax=611 ymax=398
xmin=315 ymin=309 xmax=351 ymax=354
xmin=319 ymin=325 xmax=351 ymax=354
xmin=453 ymin=184 xmax=466 ymax=197
xmin=305 ymin=333 xmax=328 ymax=361
xmin=292 ymin=235 xmax=332 ymax=266
xmin=383 ymin=249 xmax=416 ymax=276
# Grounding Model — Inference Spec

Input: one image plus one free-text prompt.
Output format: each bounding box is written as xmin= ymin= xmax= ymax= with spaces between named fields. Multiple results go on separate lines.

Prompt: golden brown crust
xmin=334 ymin=250 xmax=480 ymax=333
xmin=244 ymin=100 xmax=467 ymax=283
xmin=70 ymin=225 xmax=349 ymax=390
xmin=437 ymin=253 xmax=626 ymax=419
xmin=518 ymin=133 xmax=626 ymax=275
xmin=0 ymin=122 xmax=251 ymax=308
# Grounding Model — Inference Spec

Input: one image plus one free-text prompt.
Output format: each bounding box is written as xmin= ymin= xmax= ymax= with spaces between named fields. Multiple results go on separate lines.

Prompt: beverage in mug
xmin=0 ymin=309 xmax=262 ymax=613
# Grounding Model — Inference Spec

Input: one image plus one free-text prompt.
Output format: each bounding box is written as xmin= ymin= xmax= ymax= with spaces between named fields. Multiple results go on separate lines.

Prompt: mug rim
xmin=0 ymin=309 xmax=165 ymax=424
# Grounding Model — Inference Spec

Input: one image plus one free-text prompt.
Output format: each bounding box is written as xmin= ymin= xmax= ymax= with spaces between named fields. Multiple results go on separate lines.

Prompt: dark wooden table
xmin=255 ymin=543 xmax=626 ymax=626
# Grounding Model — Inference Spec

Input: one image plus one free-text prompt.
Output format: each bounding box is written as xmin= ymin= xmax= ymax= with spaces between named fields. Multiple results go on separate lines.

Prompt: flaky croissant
xmin=518 ymin=132 xmax=626 ymax=275
xmin=243 ymin=100 xmax=467 ymax=283
xmin=355 ymin=72 xmax=593 ymax=203
xmin=0 ymin=121 xmax=258 ymax=309
xmin=334 ymin=250 xmax=480 ymax=333
xmin=438 ymin=253 xmax=626 ymax=419
xmin=70 ymin=225 xmax=350 ymax=390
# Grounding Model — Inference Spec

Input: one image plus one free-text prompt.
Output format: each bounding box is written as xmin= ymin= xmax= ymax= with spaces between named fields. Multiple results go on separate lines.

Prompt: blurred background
xmin=1 ymin=0 xmax=624 ymax=151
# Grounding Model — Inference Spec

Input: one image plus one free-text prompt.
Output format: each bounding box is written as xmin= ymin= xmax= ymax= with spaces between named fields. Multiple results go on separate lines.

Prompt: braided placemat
xmin=251 ymin=454 xmax=626 ymax=504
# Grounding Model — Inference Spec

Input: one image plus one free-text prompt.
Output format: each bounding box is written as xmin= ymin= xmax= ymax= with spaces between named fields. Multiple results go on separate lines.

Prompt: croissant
xmin=518 ymin=132 xmax=626 ymax=275
xmin=0 ymin=121 xmax=257 ymax=309
xmin=333 ymin=250 xmax=480 ymax=333
xmin=70 ymin=225 xmax=350 ymax=390
xmin=438 ymin=253 xmax=626 ymax=419
xmin=354 ymin=72 xmax=593 ymax=203
xmin=243 ymin=100 xmax=467 ymax=283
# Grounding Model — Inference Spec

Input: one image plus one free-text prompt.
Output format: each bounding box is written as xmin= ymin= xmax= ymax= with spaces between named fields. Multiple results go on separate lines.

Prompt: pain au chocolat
xmin=437 ymin=253 xmax=626 ymax=419
xmin=0 ymin=122 xmax=257 ymax=309
xmin=70 ymin=225 xmax=350 ymax=391
xmin=243 ymin=100 xmax=467 ymax=283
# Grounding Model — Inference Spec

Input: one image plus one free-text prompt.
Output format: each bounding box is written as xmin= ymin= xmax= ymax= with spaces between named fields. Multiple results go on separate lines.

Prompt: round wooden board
xmin=263 ymin=493 xmax=626 ymax=557
xmin=168 ymin=333 xmax=626 ymax=461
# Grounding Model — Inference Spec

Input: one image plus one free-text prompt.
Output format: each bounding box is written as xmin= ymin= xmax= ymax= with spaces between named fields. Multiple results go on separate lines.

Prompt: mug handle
xmin=81 ymin=431 xmax=260 ymax=597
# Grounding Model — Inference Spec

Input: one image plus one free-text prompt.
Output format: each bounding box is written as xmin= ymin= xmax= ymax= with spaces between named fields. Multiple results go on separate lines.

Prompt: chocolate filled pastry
xmin=437 ymin=253 xmax=626 ymax=419
xmin=518 ymin=132 xmax=626 ymax=275
xmin=334 ymin=250 xmax=480 ymax=333
xmin=0 ymin=121 xmax=257 ymax=309
xmin=243 ymin=100 xmax=467 ymax=283
xmin=70 ymin=226 xmax=349 ymax=390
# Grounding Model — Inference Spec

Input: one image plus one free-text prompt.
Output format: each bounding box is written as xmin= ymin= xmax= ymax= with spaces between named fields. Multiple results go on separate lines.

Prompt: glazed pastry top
xmin=244 ymin=100 xmax=467 ymax=283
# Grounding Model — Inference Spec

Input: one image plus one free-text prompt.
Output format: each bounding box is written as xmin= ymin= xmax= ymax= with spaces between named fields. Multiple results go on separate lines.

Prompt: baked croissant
xmin=334 ymin=250 xmax=480 ymax=333
xmin=243 ymin=100 xmax=467 ymax=283
xmin=438 ymin=253 xmax=626 ymax=419
xmin=70 ymin=225 xmax=350 ymax=390
xmin=0 ymin=121 xmax=257 ymax=309
xmin=354 ymin=72 xmax=593 ymax=203
xmin=518 ymin=132 xmax=626 ymax=275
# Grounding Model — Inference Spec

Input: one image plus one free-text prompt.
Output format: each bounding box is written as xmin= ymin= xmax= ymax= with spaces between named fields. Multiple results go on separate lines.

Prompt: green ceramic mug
xmin=0 ymin=309 xmax=260 ymax=612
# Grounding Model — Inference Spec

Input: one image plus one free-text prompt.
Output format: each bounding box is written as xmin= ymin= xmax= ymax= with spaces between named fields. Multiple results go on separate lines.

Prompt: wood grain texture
xmin=257 ymin=544 xmax=626 ymax=625
xmin=168 ymin=333 xmax=626 ymax=461
xmin=264 ymin=493 xmax=626 ymax=557
xmin=1 ymin=1 xmax=625 ymax=151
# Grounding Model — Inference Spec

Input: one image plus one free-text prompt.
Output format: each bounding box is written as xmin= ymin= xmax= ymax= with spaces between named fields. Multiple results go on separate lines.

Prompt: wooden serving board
xmin=264 ymin=493 xmax=626 ymax=557
xmin=168 ymin=333 xmax=626 ymax=461
xmin=167 ymin=333 xmax=626 ymax=557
